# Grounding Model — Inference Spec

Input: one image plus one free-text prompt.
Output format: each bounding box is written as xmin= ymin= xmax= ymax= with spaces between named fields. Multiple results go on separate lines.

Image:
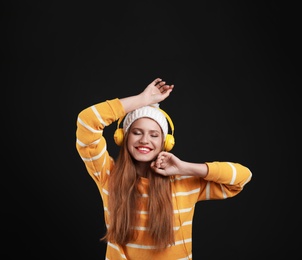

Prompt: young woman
xmin=75 ymin=78 xmax=252 ymax=259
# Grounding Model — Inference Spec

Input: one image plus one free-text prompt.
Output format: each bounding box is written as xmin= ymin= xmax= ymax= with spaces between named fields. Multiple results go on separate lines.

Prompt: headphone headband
xmin=158 ymin=108 xmax=174 ymax=135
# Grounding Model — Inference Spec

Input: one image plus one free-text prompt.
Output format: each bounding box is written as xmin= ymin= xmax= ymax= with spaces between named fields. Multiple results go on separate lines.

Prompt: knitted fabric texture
xmin=123 ymin=104 xmax=168 ymax=137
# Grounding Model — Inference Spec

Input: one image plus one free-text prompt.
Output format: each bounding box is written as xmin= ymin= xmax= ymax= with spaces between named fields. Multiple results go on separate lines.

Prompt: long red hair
xmin=101 ymin=131 xmax=175 ymax=249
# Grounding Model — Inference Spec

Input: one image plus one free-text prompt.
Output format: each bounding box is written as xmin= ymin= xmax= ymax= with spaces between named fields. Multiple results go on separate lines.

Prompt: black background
xmin=2 ymin=1 xmax=299 ymax=259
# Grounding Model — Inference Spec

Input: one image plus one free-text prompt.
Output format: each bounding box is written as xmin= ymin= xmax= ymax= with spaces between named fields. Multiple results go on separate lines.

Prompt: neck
xmin=135 ymin=163 xmax=150 ymax=178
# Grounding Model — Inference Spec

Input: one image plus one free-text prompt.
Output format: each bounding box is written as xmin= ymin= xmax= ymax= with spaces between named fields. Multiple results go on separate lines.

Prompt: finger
xmin=160 ymin=88 xmax=173 ymax=96
xmin=161 ymin=85 xmax=174 ymax=94
xmin=153 ymin=78 xmax=162 ymax=85
xmin=156 ymin=81 xmax=166 ymax=88
xmin=155 ymin=160 xmax=163 ymax=168
xmin=160 ymin=85 xmax=170 ymax=92
xmin=163 ymin=84 xmax=174 ymax=90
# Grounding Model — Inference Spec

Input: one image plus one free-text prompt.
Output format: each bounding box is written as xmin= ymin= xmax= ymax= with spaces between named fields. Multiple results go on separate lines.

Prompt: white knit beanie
xmin=123 ymin=103 xmax=168 ymax=138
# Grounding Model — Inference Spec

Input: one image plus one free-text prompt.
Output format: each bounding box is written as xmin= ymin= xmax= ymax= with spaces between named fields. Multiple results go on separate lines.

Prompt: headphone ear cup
xmin=164 ymin=134 xmax=175 ymax=151
xmin=114 ymin=128 xmax=124 ymax=146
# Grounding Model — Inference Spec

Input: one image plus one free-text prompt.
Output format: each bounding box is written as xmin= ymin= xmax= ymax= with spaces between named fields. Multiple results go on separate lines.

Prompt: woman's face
xmin=127 ymin=117 xmax=164 ymax=162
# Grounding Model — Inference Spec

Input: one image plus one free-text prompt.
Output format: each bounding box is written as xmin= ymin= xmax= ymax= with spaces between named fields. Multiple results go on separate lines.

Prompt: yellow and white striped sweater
xmin=76 ymin=98 xmax=252 ymax=260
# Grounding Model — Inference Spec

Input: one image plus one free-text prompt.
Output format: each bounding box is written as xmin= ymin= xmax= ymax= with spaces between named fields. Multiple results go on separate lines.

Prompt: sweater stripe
xmin=80 ymin=145 xmax=106 ymax=162
xmin=227 ymin=162 xmax=237 ymax=185
xmin=91 ymin=105 xmax=107 ymax=126
xmin=173 ymin=188 xmax=200 ymax=197
xmin=77 ymin=115 xmax=103 ymax=134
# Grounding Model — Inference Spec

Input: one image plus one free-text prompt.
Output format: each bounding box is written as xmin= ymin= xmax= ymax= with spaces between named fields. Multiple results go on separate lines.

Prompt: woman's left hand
xmin=151 ymin=151 xmax=182 ymax=176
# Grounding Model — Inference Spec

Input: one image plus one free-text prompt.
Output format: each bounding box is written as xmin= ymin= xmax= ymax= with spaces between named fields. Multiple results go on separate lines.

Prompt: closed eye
xmin=131 ymin=129 xmax=160 ymax=138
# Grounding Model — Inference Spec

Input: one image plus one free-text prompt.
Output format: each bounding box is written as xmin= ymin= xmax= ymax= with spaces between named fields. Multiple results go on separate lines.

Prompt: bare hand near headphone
xmin=151 ymin=151 xmax=183 ymax=176
xmin=140 ymin=78 xmax=174 ymax=105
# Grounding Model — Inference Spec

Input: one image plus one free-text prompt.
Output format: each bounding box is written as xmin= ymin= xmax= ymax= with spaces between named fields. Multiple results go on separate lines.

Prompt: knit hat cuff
xmin=123 ymin=104 xmax=168 ymax=137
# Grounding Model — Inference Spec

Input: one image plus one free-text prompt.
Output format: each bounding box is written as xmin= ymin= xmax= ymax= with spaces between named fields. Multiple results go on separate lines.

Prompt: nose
xmin=139 ymin=134 xmax=149 ymax=144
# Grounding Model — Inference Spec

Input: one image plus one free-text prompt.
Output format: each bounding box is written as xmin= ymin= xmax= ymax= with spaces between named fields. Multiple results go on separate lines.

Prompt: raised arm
xmin=120 ymin=78 xmax=174 ymax=113
xmin=76 ymin=78 xmax=174 ymax=184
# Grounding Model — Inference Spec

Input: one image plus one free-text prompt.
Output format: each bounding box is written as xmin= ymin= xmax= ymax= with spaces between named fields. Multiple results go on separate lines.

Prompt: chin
xmin=132 ymin=152 xmax=156 ymax=162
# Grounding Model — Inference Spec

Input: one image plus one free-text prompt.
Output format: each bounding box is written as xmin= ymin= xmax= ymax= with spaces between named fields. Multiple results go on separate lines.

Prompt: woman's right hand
xmin=120 ymin=78 xmax=174 ymax=114
xmin=140 ymin=78 xmax=174 ymax=105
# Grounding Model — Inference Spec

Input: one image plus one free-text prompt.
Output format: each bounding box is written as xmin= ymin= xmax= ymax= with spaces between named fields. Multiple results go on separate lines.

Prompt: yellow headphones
xmin=114 ymin=108 xmax=175 ymax=151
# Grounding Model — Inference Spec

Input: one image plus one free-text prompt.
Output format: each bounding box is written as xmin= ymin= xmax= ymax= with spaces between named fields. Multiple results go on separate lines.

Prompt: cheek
xmin=126 ymin=135 xmax=139 ymax=152
xmin=127 ymin=134 xmax=137 ymax=145
xmin=153 ymin=138 xmax=165 ymax=151
xmin=156 ymin=138 xmax=164 ymax=147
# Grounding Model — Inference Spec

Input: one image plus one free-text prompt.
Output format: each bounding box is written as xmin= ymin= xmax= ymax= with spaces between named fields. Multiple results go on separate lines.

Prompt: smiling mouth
xmin=137 ymin=147 xmax=152 ymax=152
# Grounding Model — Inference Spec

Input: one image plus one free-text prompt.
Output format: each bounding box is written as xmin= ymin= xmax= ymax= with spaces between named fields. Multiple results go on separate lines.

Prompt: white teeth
xmin=138 ymin=147 xmax=149 ymax=151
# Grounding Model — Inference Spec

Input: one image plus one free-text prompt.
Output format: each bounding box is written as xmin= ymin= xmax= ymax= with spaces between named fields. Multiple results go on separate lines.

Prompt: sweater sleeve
xmin=75 ymin=98 xmax=125 ymax=185
xmin=197 ymin=161 xmax=252 ymax=200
